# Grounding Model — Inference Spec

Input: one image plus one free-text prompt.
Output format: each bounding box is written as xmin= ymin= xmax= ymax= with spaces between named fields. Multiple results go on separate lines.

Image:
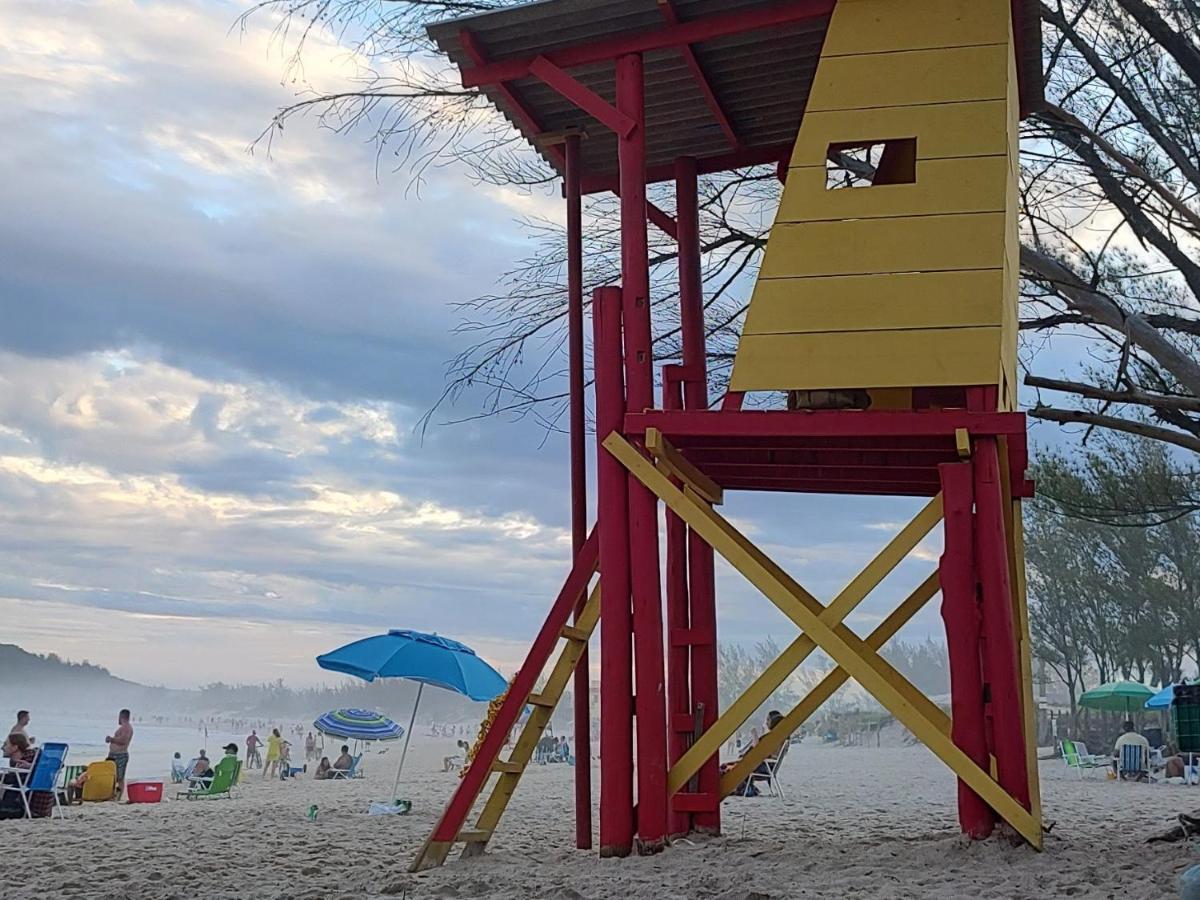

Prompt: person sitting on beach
xmin=1112 ymin=720 xmax=1151 ymax=778
xmin=443 ymin=740 xmax=470 ymax=772
xmin=2 ymin=733 xmax=35 ymax=775
xmin=332 ymin=745 xmax=354 ymax=773
xmin=720 ymin=710 xmax=785 ymax=797
xmin=191 ymin=750 xmax=212 ymax=782
xmin=314 ymin=757 xmax=334 ymax=780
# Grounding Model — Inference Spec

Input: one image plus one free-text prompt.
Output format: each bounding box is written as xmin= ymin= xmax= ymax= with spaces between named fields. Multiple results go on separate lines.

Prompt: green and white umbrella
xmin=1079 ymin=680 xmax=1155 ymax=716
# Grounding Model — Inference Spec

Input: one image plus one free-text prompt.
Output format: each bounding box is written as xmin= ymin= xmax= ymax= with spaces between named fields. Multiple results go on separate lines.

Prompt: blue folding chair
xmin=2 ymin=742 xmax=69 ymax=818
xmin=1120 ymin=743 xmax=1152 ymax=782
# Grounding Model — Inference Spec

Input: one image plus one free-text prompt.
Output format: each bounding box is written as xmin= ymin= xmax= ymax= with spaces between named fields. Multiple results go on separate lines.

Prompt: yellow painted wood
xmin=492 ymin=760 xmax=523 ymax=774
xmin=667 ymin=494 xmax=944 ymax=794
xmin=719 ymin=570 xmax=941 ymax=797
xmin=411 ymin=841 xmax=454 ymax=872
xmin=806 ymin=44 xmax=1010 ymax=113
xmin=819 ymin=0 xmax=1010 ymax=58
xmin=867 ymin=388 xmax=913 ymax=410
xmin=790 ymin=101 xmax=1012 ymax=166
xmin=604 ymin=434 xmax=1043 ymax=849
xmin=645 ymin=428 xmax=724 ymax=505
xmin=742 ymin=270 xmax=1005 ymax=336
xmin=457 ymin=830 xmax=491 ymax=843
xmin=759 ymin=214 xmax=1007 ymax=279
xmin=560 ymin=624 xmax=590 ymax=642
xmin=781 ymin=156 xmax=1009 ymax=222
xmin=956 ymin=428 xmax=971 ymax=459
xmin=731 ymin=327 xmax=1003 ymax=392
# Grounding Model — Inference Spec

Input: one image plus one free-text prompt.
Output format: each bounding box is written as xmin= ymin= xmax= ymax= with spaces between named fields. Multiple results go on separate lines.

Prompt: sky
xmin=0 ymin=0 xmax=1073 ymax=690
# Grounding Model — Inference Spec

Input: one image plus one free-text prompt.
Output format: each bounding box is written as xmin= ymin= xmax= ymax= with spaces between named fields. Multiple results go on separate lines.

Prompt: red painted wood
xmin=647 ymin=202 xmax=678 ymax=240
xmin=459 ymin=29 xmax=565 ymax=169
xmin=664 ymin=377 xmax=692 ymax=837
xmin=626 ymin=409 xmax=1029 ymax=439
xmin=658 ymin=1 xmax=740 ymax=150
xmin=676 ymin=157 xmax=707 ymax=411
xmin=671 ymin=792 xmax=719 ymax=813
xmin=581 ymin=143 xmax=794 ymax=194
xmin=530 ymin=56 xmax=636 ymax=137
xmin=593 ymin=286 xmax=634 ymax=858
xmin=565 ymin=133 xmax=592 ymax=852
xmin=617 ymin=52 xmax=669 ymax=853
xmin=459 ymin=0 xmax=835 ymax=88
xmin=974 ymin=438 xmax=1031 ymax=811
xmin=428 ymin=527 xmax=599 ymax=844
xmin=937 ymin=462 xmax=995 ymax=839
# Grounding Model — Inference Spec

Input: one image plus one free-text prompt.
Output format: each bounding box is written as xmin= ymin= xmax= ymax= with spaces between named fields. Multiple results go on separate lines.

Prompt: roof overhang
xmin=428 ymin=0 xmax=1043 ymax=191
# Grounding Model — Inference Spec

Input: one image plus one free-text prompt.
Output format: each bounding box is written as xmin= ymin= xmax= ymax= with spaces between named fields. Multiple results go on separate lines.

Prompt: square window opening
xmin=826 ymin=138 xmax=917 ymax=189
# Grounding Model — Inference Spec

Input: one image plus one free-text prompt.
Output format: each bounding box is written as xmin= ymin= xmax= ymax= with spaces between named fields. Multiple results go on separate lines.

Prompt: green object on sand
xmin=1079 ymin=680 xmax=1155 ymax=715
xmin=307 ymin=804 xmax=319 ymax=821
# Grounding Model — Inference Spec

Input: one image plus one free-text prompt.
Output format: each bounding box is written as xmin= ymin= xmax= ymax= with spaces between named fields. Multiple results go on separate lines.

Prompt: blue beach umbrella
xmin=313 ymin=708 xmax=405 ymax=742
xmin=317 ymin=629 xmax=508 ymax=798
xmin=1146 ymin=684 xmax=1177 ymax=710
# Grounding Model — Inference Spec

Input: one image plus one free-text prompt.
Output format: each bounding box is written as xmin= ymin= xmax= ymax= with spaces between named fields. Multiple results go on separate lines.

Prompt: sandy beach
xmin=4 ymin=734 xmax=1197 ymax=899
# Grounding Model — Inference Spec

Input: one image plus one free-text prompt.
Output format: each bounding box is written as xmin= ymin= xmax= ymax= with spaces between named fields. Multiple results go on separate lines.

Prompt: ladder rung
xmin=560 ymin=625 xmax=590 ymax=642
xmin=527 ymin=693 xmax=556 ymax=708
xmin=456 ymin=829 xmax=491 ymax=844
xmin=492 ymin=760 xmax=523 ymax=774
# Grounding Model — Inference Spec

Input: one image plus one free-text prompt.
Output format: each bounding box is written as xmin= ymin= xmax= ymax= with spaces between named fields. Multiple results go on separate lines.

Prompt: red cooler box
xmin=126 ymin=780 xmax=164 ymax=803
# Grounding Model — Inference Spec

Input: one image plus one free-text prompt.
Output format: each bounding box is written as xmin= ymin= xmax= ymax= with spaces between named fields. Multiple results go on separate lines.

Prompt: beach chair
xmin=80 ymin=759 xmax=118 ymax=801
xmin=1 ymin=742 xmax=69 ymax=819
xmin=1119 ymin=744 xmax=1153 ymax=782
xmin=177 ymin=757 xmax=240 ymax=800
xmin=1061 ymin=740 xmax=1107 ymax=778
xmin=743 ymin=739 xmax=789 ymax=798
xmin=329 ymin=754 xmax=362 ymax=780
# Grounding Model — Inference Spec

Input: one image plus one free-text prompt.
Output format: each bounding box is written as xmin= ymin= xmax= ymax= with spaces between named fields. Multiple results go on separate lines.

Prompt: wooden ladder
xmin=410 ymin=529 xmax=600 ymax=872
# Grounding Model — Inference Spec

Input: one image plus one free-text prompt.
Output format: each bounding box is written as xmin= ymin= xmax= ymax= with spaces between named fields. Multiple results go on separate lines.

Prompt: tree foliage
xmin=1027 ymin=433 xmax=1200 ymax=717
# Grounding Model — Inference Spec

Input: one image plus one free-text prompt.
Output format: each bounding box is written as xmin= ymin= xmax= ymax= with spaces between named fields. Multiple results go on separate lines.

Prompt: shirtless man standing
xmin=105 ymin=708 xmax=134 ymax=798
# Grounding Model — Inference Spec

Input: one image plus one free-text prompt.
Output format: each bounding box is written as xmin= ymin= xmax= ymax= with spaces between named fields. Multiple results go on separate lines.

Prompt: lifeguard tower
xmin=413 ymin=0 xmax=1045 ymax=870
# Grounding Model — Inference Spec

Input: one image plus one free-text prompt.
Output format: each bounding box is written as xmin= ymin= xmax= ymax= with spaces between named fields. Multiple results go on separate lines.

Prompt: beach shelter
xmin=317 ymin=629 xmax=508 ymax=799
xmin=1080 ymin=680 xmax=1155 ymax=716
xmin=1146 ymin=684 xmax=1177 ymax=711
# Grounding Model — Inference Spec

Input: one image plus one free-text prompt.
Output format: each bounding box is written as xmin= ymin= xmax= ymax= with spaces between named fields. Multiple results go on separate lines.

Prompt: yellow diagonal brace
xmin=604 ymin=433 xmax=1042 ymax=849
xmin=645 ymin=428 xmax=724 ymax=504
xmin=666 ymin=492 xmax=944 ymax=795
xmin=720 ymin=570 xmax=940 ymax=797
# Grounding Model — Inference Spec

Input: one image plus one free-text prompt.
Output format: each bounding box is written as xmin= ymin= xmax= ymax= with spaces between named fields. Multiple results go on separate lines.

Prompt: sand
xmin=4 ymin=736 xmax=1197 ymax=899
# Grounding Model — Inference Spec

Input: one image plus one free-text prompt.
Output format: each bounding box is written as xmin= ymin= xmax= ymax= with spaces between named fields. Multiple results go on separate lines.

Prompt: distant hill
xmin=0 ymin=644 xmax=137 ymax=687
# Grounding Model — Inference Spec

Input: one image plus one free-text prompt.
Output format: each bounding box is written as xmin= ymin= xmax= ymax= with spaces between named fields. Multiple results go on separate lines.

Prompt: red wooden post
xmin=937 ymin=461 xmax=995 ymax=839
xmin=593 ymin=285 xmax=634 ymax=857
xmin=616 ymin=51 xmax=669 ymax=853
xmin=974 ymin=437 xmax=1032 ymax=811
xmin=676 ymin=155 xmax=720 ymax=834
xmin=565 ymin=132 xmax=592 ymax=851
xmin=663 ymin=373 xmax=692 ymax=838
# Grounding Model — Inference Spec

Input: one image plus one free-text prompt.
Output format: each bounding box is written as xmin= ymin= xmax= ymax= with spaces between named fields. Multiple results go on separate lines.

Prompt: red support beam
xmin=662 ymin=375 xmax=692 ymax=839
xmin=530 ymin=56 xmax=637 ymax=138
xmin=581 ymin=142 xmax=793 ymax=195
xmin=593 ymin=286 xmax=634 ymax=858
xmin=938 ymin=462 xmax=996 ymax=839
xmin=460 ymin=0 xmax=835 ymax=88
xmin=625 ymin=410 xmax=1030 ymax=440
xmin=564 ymin=133 xmax=592 ymax=852
xmin=616 ymin=51 xmax=669 ymax=854
xmin=974 ymin=438 xmax=1032 ymax=811
xmin=675 ymin=157 xmax=707 ymax=410
xmin=647 ymin=202 xmax=678 ymax=240
xmin=460 ymin=28 xmax=565 ymax=169
xmin=657 ymin=1 xmax=741 ymax=150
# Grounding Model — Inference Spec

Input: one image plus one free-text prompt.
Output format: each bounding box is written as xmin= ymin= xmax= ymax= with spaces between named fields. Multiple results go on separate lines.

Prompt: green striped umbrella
xmin=1079 ymin=680 xmax=1155 ymax=716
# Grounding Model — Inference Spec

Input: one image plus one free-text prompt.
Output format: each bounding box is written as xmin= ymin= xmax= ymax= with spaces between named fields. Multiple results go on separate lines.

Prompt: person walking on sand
xmin=106 ymin=708 xmax=134 ymax=798
xmin=246 ymin=730 xmax=262 ymax=768
xmin=262 ymin=727 xmax=283 ymax=779
xmin=305 ymin=731 xmax=316 ymax=762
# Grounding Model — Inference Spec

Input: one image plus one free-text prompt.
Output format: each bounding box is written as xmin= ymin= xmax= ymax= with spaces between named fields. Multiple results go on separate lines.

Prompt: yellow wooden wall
xmin=729 ymin=0 xmax=1021 ymax=410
